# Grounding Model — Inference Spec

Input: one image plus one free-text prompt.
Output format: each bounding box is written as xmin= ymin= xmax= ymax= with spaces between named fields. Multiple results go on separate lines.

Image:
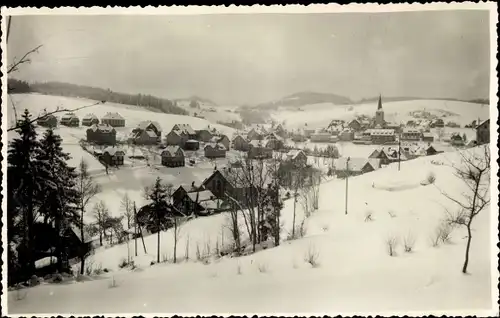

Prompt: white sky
xmin=7 ymin=11 xmax=490 ymax=105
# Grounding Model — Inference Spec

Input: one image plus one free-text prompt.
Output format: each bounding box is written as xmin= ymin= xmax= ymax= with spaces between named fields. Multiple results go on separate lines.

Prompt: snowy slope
xmin=275 ymin=99 xmax=490 ymax=129
xmin=7 ymin=146 xmax=497 ymax=316
xmin=7 ymin=93 xmax=237 ymax=138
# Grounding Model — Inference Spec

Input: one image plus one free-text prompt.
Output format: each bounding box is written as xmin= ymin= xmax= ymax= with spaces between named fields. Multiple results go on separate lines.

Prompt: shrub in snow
xmin=257 ymin=262 xmax=269 ymax=273
xmin=304 ymin=244 xmax=320 ymax=268
xmin=427 ymin=172 xmax=436 ymax=184
xmin=322 ymin=224 xmax=329 ymax=232
xmin=438 ymin=223 xmax=453 ymax=244
xmin=364 ymin=210 xmax=374 ymax=222
xmin=386 ymin=235 xmax=399 ymax=257
xmin=108 ymin=276 xmax=118 ymax=288
xmin=403 ymin=231 xmax=416 ymax=253
xmin=287 ymin=218 xmax=308 ymax=241
xmin=29 ymin=275 xmax=40 ymax=287
xmin=388 ymin=210 xmax=397 ymax=218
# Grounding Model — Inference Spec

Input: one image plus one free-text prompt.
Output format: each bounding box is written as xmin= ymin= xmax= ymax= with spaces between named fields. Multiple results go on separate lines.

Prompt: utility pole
xmin=398 ymin=129 xmax=401 ymax=172
xmin=345 ymin=157 xmax=350 ymax=215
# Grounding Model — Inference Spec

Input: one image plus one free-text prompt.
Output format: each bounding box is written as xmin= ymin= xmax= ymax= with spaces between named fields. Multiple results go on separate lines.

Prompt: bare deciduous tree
xmin=75 ymin=159 xmax=101 ymax=275
xmin=439 ymin=146 xmax=491 ymax=274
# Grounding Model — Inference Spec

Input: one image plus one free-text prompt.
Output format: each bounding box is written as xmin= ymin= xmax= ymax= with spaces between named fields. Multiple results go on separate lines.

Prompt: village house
xmin=430 ymin=118 xmax=445 ymax=128
xmin=37 ymin=114 xmax=58 ymax=128
xmin=204 ymin=143 xmax=227 ymax=159
xmin=210 ymin=134 xmax=231 ymax=150
xmin=338 ymin=129 xmax=355 ymax=142
xmin=86 ymin=124 xmax=117 ymax=145
xmin=422 ymin=132 xmax=435 ymax=143
xmin=348 ymin=119 xmax=362 ymax=131
xmin=247 ymin=128 xmax=265 ymax=141
xmin=370 ymin=129 xmax=396 ymax=144
xmin=232 ymin=135 xmax=249 ymax=151
xmin=100 ymin=147 xmax=125 ymax=166
xmin=425 ymin=144 xmax=441 ymax=156
xmin=450 ymin=133 xmax=465 ymax=147
xmin=334 ymin=157 xmax=381 ymax=178
xmin=165 ymin=130 xmax=188 ymax=147
xmin=201 ymin=168 xmax=253 ymax=204
xmin=81 ymin=113 xmax=100 ymax=126
xmin=172 ymin=183 xmax=200 ymax=207
xmin=310 ymin=132 xmax=332 ymax=143
xmin=476 ymin=119 xmax=490 ymax=145
xmin=161 ymin=145 xmax=185 ymax=167
xmin=368 ymin=148 xmax=391 ymax=166
xmin=101 ymin=112 xmax=126 ymax=127
xmin=133 ymin=121 xmax=162 ymax=141
xmin=60 ymin=112 xmax=80 ymax=127
xmin=286 ymin=149 xmax=308 ymax=166
xmin=184 ymin=139 xmax=200 ymax=151
xmin=248 ymin=140 xmax=273 ymax=159
xmin=132 ymin=129 xmax=158 ymax=145
xmin=401 ymin=128 xmax=422 ymax=141
xmin=273 ymin=124 xmax=287 ymax=138
xmin=195 ymin=129 xmax=214 ymax=142
xmin=172 ymin=124 xmax=196 ymax=139
xmin=327 ymin=119 xmax=345 ymax=130
xmin=264 ymin=133 xmax=284 ymax=150
xmin=173 ymin=187 xmax=222 ymax=216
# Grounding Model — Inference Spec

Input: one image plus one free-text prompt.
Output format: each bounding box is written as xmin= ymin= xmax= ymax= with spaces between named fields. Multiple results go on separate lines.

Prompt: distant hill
xmin=357 ymin=96 xmax=490 ymax=105
xmin=7 ymin=79 xmax=188 ymax=116
xmin=175 ymin=95 xmax=218 ymax=106
xmin=256 ymin=91 xmax=353 ymax=109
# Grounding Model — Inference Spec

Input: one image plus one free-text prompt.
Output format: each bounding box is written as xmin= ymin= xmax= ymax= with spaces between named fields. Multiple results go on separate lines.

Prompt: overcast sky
xmin=7 ymin=11 xmax=490 ymax=105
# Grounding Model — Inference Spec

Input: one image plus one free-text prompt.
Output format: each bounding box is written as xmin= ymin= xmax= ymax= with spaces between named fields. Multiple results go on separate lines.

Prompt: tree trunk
xmin=292 ymin=191 xmax=297 ymax=238
xmin=157 ymin=228 xmax=160 ymax=263
xmin=173 ymin=218 xmax=177 ymax=264
xmin=55 ymin=211 xmax=63 ymax=273
xmin=462 ymin=226 xmax=472 ymax=274
xmin=79 ymin=206 xmax=85 ymax=275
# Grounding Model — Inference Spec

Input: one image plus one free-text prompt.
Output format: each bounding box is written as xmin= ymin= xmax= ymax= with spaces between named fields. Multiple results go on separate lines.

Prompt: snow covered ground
xmin=274 ymin=99 xmax=490 ymax=129
xmin=6 ymin=146 xmax=497 ymax=316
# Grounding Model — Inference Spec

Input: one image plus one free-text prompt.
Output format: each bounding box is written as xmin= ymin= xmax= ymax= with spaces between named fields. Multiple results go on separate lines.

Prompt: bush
xmin=287 ymin=219 xmax=308 ymax=241
xmin=438 ymin=223 xmax=453 ymax=244
xmin=256 ymin=262 xmax=269 ymax=273
xmin=403 ymin=231 xmax=416 ymax=253
xmin=364 ymin=210 xmax=374 ymax=222
xmin=386 ymin=235 xmax=399 ymax=256
xmin=388 ymin=210 xmax=397 ymax=218
xmin=303 ymin=244 xmax=320 ymax=268
xmin=426 ymin=172 xmax=436 ymax=184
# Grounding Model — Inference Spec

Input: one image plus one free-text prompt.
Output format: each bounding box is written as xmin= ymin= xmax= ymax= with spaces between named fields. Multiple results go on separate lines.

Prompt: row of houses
xmin=38 ymin=112 xmax=127 ymax=128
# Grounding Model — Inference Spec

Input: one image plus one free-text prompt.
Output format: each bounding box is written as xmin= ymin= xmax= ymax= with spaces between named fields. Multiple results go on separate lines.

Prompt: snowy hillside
xmin=275 ymin=99 xmax=490 ymax=129
xmin=7 ymin=146 xmax=497 ymax=315
xmin=7 ymin=93 xmax=237 ymax=138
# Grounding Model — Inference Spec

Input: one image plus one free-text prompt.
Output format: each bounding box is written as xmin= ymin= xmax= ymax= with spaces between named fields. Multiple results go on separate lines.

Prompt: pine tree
xmin=37 ymin=128 xmax=80 ymax=272
xmin=142 ymin=177 xmax=175 ymax=263
xmin=7 ymin=109 xmax=42 ymax=278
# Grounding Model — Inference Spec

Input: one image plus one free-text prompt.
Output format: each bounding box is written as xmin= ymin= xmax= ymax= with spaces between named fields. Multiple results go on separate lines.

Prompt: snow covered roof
xmin=162 ymin=145 xmax=184 ymax=157
xmin=87 ymin=124 xmax=115 ymax=133
xmin=187 ymin=190 xmax=215 ymax=202
xmin=204 ymin=143 xmax=226 ymax=151
xmin=102 ymin=112 xmax=124 ymax=120
xmin=335 ymin=157 xmax=380 ymax=172
xmin=103 ymin=146 xmax=125 ymax=156
xmin=137 ymin=120 xmax=162 ymax=132
xmin=61 ymin=112 xmax=78 ymax=120
xmin=287 ymin=149 xmax=305 ymax=160
xmin=173 ymin=124 xmax=195 ymax=135
xmin=370 ymin=129 xmax=395 ymax=136
xmin=83 ymin=113 xmax=98 ymax=120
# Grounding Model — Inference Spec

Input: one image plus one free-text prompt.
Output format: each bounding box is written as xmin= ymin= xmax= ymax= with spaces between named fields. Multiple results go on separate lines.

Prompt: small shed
xmin=204 ymin=143 xmax=227 ymax=159
xmin=184 ymin=139 xmax=200 ymax=151
xmin=101 ymin=147 xmax=125 ymax=166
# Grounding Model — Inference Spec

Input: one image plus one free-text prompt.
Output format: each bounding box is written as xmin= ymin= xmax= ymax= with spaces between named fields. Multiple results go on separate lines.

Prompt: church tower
xmin=375 ymin=94 xmax=385 ymax=127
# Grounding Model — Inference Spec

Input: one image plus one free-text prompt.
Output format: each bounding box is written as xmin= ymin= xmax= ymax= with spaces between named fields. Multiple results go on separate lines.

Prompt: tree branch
xmin=8 ymin=101 xmax=103 ymax=132
xmin=7 ymin=45 xmax=44 ymax=74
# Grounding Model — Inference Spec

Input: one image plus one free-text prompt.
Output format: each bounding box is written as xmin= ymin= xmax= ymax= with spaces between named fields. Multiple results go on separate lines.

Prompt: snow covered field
xmin=275 ymin=99 xmax=490 ymax=130
xmin=7 ymin=146 xmax=497 ymax=316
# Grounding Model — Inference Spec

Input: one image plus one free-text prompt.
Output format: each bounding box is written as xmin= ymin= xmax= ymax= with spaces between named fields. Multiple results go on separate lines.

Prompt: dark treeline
xmin=7 ymin=79 xmax=189 ymax=116
xmin=357 ymin=96 xmax=490 ymax=105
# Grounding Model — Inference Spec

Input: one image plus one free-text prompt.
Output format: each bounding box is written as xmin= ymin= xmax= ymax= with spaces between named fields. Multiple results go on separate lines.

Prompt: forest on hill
xmin=7 ymin=79 xmax=189 ymax=116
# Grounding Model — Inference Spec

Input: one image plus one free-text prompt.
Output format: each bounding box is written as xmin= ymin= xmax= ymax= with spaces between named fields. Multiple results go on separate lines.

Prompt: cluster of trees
xmin=7 ymin=109 xmax=101 ymax=285
xmin=239 ymin=109 xmax=268 ymax=125
xmin=7 ymin=79 xmax=189 ymax=116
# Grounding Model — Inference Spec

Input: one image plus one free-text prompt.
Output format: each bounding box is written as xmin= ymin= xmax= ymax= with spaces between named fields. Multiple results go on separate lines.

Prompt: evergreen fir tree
xmin=37 ymin=128 xmax=80 ymax=272
xmin=7 ymin=109 xmax=42 ymax=279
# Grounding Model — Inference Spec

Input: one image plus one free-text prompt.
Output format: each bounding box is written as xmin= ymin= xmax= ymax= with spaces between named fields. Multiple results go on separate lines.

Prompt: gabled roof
xmin=61 ymin=112 xmax=78 ymax=120
xmin=83 ymin=113 xmax=98 ymax=120
xmin=187 ymin=190 xmax=215 ymax=202
xmin=137 ymin=120 xmax=162 ymax=132
xmin=144 ymin=130 xmax=158 ymax=138
xmin=102 ymin=112 xmax=124 ymax=120
xmin=87 ymin=124 xmax=115 ymax=133
xmin=335 ymin=157 xmax=374 ymax=172
xmin=173 ymin=124 xmax=195 ymax=135
xmin=287 ymin=149 xmax=306 ymax=160
xmin=162 ymin=145 xmax=184 ymax=157
xmin=103 ymin=146 xmax=125 ymax=156
xmin=204 ymin=143 xmax=226 ymax=151
xmin=476 ymin=119 xmax=490 ymax=129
